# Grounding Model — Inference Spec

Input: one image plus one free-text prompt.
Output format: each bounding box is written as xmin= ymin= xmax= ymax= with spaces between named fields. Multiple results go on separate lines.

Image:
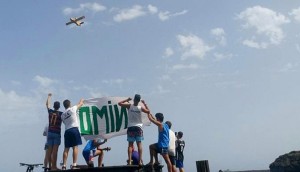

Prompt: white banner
xmin=78 ymin=97 xmax=150 ymax=140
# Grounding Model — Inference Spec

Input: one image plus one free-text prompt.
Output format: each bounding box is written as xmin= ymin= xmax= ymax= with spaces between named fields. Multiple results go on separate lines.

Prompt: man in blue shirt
xmin=82 ymin=139 xmax=110 ymax=167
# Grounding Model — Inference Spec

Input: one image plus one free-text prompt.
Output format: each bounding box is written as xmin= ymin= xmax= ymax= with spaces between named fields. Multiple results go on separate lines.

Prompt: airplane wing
xmin=75 ymin=16 xmax=85 ymax=21
xmin=66 ymin=21 xmax=73 ymax=25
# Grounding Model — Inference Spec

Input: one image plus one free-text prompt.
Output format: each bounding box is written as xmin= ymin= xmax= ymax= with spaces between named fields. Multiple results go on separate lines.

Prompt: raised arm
xmin=148 ymin=113 xmax=164 ymax=131
xmin=140 ymin=100 xmax=150 ymax=114
xmin=118 ymin=97 xmax=132 ymax=109
xmin=46 ymin=93 xmax=52 ymax=109
xmin=77 ymin=99 xmax=84 ymax=109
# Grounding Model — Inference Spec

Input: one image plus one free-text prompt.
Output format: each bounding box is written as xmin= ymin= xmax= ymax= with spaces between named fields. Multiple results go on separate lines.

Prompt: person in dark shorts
xmin=166 ymin=121 xmax=176 ymax=172
xmin=147 ymin=113 xmax=172 ymax=172
xmin=118 ymin=94 xmax=150 ymax=166
xmin=176 ymin=131 xmax=185 ymax=172
xmin=61 ymin=98 xmax=84 ymax=170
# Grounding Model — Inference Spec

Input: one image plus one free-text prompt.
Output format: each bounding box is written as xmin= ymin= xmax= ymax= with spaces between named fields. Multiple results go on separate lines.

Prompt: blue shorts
xmin=155 ymin=144 xmax=168 ymax=155
xmin=64 ymin=127 xmax=82 ymax=148
xmin=82 ymin=149 xmax=95 ymax=162
xmin=176 ymin=160 xmax=184 ymax=168
xmin=47 ymin=132 xmax=61 ymax=146
xmin=127 ymin=126 xmax=143 ymax=142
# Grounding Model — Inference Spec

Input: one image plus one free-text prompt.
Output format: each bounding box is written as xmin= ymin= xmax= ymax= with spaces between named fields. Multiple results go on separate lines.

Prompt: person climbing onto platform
xmin=82 ymin=139 xmax=111 ymax=167
xmin=147 ymin=113 xmax=172 ymax=172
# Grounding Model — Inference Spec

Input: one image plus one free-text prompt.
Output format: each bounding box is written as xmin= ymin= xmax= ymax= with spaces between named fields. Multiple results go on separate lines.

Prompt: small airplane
xmin=66 ymin=16 xmax=85 ymax=26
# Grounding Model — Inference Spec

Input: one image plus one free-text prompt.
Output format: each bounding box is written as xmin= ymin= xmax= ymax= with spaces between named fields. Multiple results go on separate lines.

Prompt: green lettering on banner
xmin=108 ymin=101 xmax=115 ymax=132
xmin=78 ymin=101 xmax=129 ymax=137
xmin=115 ymin=106 xmax=128 ymax=131
xmin=92 ymin=106 xmax=109 ymax=134
xmin=79 ymin=107 xmax=93 ymax=135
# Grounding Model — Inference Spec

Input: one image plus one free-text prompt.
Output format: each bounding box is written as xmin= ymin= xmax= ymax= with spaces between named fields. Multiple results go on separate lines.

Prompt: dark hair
xmin=166 ymin=121 xmax=172 ymax=129
xmin=63 ymin=99 xmax=71 ymax=109
xmin=177 ymin=131 xmax=183 ymax=138
xmin=53 ymin=101 xmax=60 ymax=110
xmin=134 ymin=94 xmax=141 ymax=102
xmin=155 ymin=113 xmax=164 ymax=122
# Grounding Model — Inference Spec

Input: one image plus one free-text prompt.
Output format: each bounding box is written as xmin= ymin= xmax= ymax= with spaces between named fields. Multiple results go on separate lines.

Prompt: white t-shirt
xmin=127 ymin=105 xmax=143 ymax=128
xmin=62 ymin=106 xmax=79 ymax=130
xmin=168 ymin=129 xmax=176 ymax=156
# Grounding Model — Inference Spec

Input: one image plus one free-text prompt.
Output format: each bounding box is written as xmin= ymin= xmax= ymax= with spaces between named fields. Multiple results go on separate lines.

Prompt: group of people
xmin=44 ymin=93 xmax=108 ymax=171
xmin=119 ymin=94 xmax=185 ymax=172
xmin=42 ymin=93 xmax=185 ymax=172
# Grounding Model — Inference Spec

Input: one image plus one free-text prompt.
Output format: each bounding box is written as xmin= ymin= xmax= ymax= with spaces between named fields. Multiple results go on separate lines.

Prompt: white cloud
xmin=172 ymin=63 xmax=199 ymax=70
xmin=158 ymin=10 xmax=188 ymax=21
xmin=296 ymin=44 xmax=300 ymax=53
xmin=11 ymin=80 xmax=21 ymax=86
xmin=156 ymin=85 xmax=170 ymax=94
xmin=0 ymin=89 xmax=39 ymax=125
xmin=211 ymin=28 xmax=225 ymax=36
xmin=102 ymin=78 xmax=124 ymax=85
xmin=63 ymin=2 xmax=106 ymax=15
xmin=159 ymin=74 xmax=171 ymax=81
xmin=279 ymin=62 xmax=298 ymax=72
xmin=148 ymin=4 xmax=158 ymax=14
xmin=113 ymin=5 xmax=146 ymax=22
xmin=238 ymin=6 xmax=290 ymax=46
xmin=290 ymin=7 xmax=300 ymax=22
xmin=242 ymin=39 xmax=268 ymax=49
xmin=163 ymin=47 xmax=174 ymax=58
xmin=213 ymin=52 xmax=233 ymax=61
xmin=158 ymin=11 xmax=171 ymax=21
xmin=177 ymin=34 xmax=213 ymax=60
xmin=211 ymin=28 xmax=227 ymax=46
xmin=181 ymin=75 xmax=197 ymax=81
xmin=33 ymin=75 xmax=57 ymax=87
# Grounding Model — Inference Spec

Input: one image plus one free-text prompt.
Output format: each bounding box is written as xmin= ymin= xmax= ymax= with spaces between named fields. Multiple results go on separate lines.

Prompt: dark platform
xmin=48 ymin=164 xmax=164 ymax=172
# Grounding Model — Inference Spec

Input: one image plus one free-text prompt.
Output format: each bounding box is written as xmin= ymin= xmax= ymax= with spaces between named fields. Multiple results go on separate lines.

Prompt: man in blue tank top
xmin=147 ymin=113 xmax=172 ymax=172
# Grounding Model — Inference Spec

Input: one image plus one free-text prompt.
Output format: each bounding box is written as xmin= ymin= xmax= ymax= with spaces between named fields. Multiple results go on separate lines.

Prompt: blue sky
xmin=1 ymin=1 xmax=300 ymax=171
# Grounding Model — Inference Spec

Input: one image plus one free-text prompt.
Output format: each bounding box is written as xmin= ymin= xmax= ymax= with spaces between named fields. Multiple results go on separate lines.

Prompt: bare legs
xmin=127 ymin=142 xmax=134 ymax=165
xmin=136 ymin=141 xmax=143 ymax=165
xmin=50 ymin=145 xmax=60 ymax=170
xmin=128 ymin=141 xmax=143 ymax=165
xmin=62 ymin=146 xmax=78 ymax=169
xmin=95 ymin=150 xmax=104 ymax=167
xmin=148 ymin=143 xmax=159 ymax=165
xmin=62 ymin=147 xmax=69 ymax=168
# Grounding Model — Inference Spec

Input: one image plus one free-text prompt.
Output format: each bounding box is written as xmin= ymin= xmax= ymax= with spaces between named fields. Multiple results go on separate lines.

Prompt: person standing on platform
xmin=46 ymin=93 xmax=63 ymax=170
xmin=118 ymin=94 xmax=150 ymax=166
xmin=176 ymin=131 xmax=185 ymax=172
xmin=43 ymin=124 xmax=49 ymax=171
xmin=61 ymin=98 xmax=84 ymax=170
xmin=166 ymin=121 xmax=177 ymax=172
